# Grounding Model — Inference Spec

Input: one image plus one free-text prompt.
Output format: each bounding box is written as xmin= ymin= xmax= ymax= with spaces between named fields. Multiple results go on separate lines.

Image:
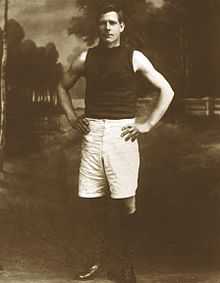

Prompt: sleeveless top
xmin=84 ymin=44 xmax=137 ymax=119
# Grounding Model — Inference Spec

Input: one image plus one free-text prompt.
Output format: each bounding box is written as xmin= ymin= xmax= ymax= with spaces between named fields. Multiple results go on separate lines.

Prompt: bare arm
xmin=122 ymin=50 xmax=174 ymax=141
xmin=58 ymin=50 xmax=90 ymax=134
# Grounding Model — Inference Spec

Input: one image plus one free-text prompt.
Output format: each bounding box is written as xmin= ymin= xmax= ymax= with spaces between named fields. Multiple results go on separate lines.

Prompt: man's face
xmin=98 ymin=11 xmax=125 ymax=46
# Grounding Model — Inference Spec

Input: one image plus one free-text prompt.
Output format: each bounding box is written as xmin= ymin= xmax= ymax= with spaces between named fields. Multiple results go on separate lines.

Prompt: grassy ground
xmin=1 ymin=118 xmax=220 ymax=282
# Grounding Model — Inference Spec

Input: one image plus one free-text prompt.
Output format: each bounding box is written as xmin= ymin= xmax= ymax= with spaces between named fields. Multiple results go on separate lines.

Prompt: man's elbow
xmin=169 ymin=88 xmax=175 ymax=100
xmin=60 ymin=71 xmax=73 ymax=91
xmin=58 ymin=78 xmax=71 ymax=93
xmin=159 ymin=84 xmax=174 ymax=99
xmin=164 ymin=83 xmax=174 ymax=99
xmin=165 ymin=88 xmax=174 ymax=107
xmin=58 ymin=82 xmax=66 ymax=93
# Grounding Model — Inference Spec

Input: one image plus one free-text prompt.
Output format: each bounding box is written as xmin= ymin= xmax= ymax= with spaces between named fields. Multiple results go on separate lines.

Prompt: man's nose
xmin=105 ymin=22 xmax=111 ymax=30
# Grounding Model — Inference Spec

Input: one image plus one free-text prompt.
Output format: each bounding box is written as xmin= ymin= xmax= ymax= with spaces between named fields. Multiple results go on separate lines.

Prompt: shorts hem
xmin=78 ymin=193 xmax=106 ymax=199
xmin=110 ymin=193 xmax=136 ymax=199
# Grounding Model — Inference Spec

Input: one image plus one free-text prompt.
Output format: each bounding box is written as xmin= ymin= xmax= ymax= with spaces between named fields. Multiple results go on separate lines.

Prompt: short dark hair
xmin=97 ymin=4 xmax=125 ymax=23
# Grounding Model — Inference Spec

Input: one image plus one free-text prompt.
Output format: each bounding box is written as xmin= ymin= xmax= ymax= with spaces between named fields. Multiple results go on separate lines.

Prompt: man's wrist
xmin=135 ymin=121 xmax=152 ymax=133
xmin=143 ymin=122 xmax=152 ymax=133
xmin=147 ymin=120 xmax=155 ymax=130
xmin=67 ymin=115 xmax=77 ymax=128
xmin=143 ymin=120 xmax=155 ymax=133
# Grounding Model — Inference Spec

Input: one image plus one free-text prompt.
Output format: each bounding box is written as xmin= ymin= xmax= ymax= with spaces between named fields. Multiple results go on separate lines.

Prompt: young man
xmin=58 ymin=4 xmax=174 ymax=283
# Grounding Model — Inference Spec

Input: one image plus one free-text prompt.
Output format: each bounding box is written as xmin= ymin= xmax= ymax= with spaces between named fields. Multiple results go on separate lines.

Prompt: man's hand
xmin=70 ymin=114 xmax=90 ymax=134
xmin=121 ymin=122 xmax=151 ymax=142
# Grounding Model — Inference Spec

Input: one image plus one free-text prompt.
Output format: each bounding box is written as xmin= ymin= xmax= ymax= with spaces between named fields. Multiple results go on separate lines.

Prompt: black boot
xmin=75 ymin=263 xmax=101 ymax=281
xmin=107 ymin=264 xmax=136 ymax=283
xmin=121 ymin=263 xmax=137 ymax=283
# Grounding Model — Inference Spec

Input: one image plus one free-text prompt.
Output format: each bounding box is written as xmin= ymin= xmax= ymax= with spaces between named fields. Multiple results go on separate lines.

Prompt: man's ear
xmin=120 ymin=22 xmax=125 ymax=32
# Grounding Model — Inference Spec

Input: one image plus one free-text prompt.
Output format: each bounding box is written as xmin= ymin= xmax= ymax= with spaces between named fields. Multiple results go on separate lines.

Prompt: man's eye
xmin=99 ymin=21 xmax=117 ymax=26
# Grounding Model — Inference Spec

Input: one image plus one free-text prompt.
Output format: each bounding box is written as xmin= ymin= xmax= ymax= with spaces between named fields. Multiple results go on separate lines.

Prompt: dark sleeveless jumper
xmin=84 ymin=44 xmax=137 ymax=119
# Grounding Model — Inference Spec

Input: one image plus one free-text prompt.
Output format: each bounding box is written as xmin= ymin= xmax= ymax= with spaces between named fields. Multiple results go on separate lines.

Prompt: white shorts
xmin=78 ymin=118 xmax=140 ymax=199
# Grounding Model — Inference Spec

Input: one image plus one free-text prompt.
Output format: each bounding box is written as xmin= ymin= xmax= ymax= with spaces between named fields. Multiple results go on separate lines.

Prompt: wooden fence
xmin=183 ymin=97 xmax=220 ymax=117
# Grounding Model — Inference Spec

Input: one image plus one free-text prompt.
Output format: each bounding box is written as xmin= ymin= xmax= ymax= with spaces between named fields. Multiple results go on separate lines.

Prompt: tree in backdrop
xmin=0 ymin=18 xmax=62 ymax=155
xmin=0 ymin=18 xmax=62 ymax=103
xmin=165 ymin=0 xmax=214 ymax=98
xmin=5 ymin=20 xmax=62 ymax=101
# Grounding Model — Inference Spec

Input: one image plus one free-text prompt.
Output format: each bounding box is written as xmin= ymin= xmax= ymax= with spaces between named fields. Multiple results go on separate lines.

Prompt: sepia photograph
xmin=0 ymin=0 xmax=219 ymax=282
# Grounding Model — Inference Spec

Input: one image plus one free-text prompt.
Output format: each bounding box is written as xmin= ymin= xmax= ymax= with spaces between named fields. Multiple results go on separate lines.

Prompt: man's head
xmin=97 ymin=4 xmax=125 ymax=47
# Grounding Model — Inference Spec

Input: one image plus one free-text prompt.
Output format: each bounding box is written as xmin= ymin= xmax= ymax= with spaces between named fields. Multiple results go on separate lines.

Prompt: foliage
xmin=0 ymin=19 xmax=62 ymax=91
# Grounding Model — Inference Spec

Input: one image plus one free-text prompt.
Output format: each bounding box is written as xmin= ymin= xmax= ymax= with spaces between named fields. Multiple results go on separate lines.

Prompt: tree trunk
xmin=0 ymin=0 xmax=8 ymax=170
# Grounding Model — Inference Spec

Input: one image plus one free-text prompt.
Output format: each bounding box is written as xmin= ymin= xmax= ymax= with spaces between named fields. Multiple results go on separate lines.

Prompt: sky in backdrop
xmin=0 ymin=0 xmax=164 ymax=64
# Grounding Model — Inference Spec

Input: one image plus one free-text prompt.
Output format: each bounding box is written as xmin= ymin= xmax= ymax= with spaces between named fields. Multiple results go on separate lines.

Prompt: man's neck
xmin=100 ymin=39 xmax=121 ymax=49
